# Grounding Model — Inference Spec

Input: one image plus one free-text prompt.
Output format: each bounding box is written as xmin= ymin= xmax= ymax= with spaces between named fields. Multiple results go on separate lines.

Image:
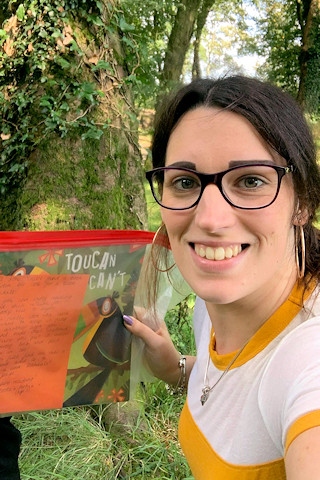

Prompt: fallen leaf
xmin=4 ymin=15 xmax=18 ymax=33
xmin=63 ymin=25 xmax=73 ymax=35
xmin=63 ymin=33 xmax=73 ymax=45
xmin=88 ymin=55 xmax=99 ymax=64
xmin=4 ymin=38 xmax=15 ymax=57
xmin=56 ymin=38 xmax=66 ymax=52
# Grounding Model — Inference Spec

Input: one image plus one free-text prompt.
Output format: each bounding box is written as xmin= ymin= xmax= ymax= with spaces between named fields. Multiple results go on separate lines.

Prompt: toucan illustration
xmin=63 ymin=293 xmax=132 ymax=406
xmin=11 ymin=265 xmax=49 ymax=275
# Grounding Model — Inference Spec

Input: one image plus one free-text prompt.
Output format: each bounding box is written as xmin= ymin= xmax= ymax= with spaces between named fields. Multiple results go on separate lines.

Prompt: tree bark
xmin=160 ymin=0 xmax=202 ymax=91
xmin=192 ymin=0 xmax=215 ymax=79
xmin=297 ymin=0 xmax=320 ymax=110
xmin=0 ymin=0 xmax=147 ymax=231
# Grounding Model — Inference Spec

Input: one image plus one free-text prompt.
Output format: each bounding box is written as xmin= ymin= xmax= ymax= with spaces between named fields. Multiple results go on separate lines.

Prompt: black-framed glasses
xmin=146 ymin=162 xmax=294 ymax=210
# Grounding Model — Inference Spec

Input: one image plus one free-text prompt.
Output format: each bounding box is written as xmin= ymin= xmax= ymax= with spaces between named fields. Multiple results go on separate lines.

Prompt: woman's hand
xmin=123 ymin=310 xmax=195 ymax=386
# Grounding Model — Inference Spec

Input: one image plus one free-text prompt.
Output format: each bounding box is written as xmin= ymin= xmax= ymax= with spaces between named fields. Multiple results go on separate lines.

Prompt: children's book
xmin=0 ymin=229 xmax=172 ymax=414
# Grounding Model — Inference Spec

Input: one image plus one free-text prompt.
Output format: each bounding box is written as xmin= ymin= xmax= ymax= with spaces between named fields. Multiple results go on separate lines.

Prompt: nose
xmin=194 ymin=183 xmax=236 ymax=231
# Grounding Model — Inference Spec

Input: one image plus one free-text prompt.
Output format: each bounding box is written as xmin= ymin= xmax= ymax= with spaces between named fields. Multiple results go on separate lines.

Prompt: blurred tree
xmin=124 ymin=0 xmax=208 ymax=99
xmin=296 ymin=0 xmax=320 ymax=112
xmin=123 ymin=0 xmax=260 ymax=102
xmin=253 ymin=0 xmax=320 ymax=113
xmin=160 ymin=0 xmax=202 ymax=89
xmin=123 ymin=0 xmax=319 ymax=112
xmin=192 ymin=0 xmax=215 ymax=79
xmin=196 ymin=2 xmax=252 ymax=78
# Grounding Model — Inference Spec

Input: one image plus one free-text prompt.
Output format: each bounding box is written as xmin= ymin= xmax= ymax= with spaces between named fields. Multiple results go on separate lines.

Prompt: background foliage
xmin=253 ymin=0 xmax=320 ymax=114
xmin=1 ymin=0 xmax=105 ymax=193
xmin=0 ymin=0 xmax=147 ymax=231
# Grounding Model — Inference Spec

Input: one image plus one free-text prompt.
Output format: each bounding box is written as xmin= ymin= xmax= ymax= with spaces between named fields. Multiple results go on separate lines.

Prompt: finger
xmin=123 ymin=315 xmax=163 ymax=349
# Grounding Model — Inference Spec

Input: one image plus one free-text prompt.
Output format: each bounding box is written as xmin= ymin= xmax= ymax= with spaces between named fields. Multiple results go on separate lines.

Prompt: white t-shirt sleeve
xmin=258 ymin=316 xmax=320 ymax=452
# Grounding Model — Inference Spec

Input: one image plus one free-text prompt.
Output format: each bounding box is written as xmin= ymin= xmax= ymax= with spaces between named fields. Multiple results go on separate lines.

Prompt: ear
xmin=293 ymin=206 xmax=309 ymax=226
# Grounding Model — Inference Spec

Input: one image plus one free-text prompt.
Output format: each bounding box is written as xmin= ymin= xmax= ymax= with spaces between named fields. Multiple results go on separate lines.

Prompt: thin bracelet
xmin=174 ymin=356 xmax=187 ymax=394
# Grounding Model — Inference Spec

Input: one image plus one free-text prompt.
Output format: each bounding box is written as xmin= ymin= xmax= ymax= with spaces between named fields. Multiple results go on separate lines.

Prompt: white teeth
xmin=214 ymin=247 xmax=225 ymax=261
xmin=194 ymin=244 xmax=243 ymax=261
xmin=206 ymin=247 xmax=215 ymax=259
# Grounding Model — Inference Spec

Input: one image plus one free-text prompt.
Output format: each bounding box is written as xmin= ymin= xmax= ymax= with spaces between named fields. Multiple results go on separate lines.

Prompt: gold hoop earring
xmin=295 ymin=224 xmax=306 ymax=279
xmin=151 ymin=224 xmax=176 ymax=273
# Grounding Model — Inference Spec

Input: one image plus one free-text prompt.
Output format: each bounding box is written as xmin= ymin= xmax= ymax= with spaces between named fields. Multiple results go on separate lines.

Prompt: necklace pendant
xmin=200 ymin=386 xmax=211 ymax=406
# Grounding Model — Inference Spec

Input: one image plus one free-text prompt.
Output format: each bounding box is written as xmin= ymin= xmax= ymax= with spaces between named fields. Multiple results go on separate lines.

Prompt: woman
xmin=123 ymin=76 xmax=320 ymax=479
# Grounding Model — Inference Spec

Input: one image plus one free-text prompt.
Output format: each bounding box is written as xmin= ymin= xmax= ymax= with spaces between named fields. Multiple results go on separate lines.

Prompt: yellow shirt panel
xmin=285 ymin=410 xmax=320 ymax=452
xmin=179 ymin=401 xmax=286 ymax=480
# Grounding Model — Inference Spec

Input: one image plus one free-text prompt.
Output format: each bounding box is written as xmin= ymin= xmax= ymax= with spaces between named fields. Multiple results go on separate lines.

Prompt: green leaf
xmin=16 ymin=4 xmax=25 ymax=21
xmin=91 ymin=60 xmax=112 ymax=72
xmin=39 ymin=98 xmax=53 ymax=108
xmin=52 ymin=30 xmax=63 ymax=39
xmin=96 ymin=1 xmax=103 ymax=13
xmin=90 ymin=15 xmax=104 ymax=26
xmin=55 ymin=57 xmax=71 ymax=70
xmin=81 ymin=127 xmax=103 ymax=140
xmin=38 ymin=29 xmax=48 ymax=38
xmin=119 ymin=17 xmax=135 ymax=32
xmin=121 ymin=36 xmax=135 ymax=49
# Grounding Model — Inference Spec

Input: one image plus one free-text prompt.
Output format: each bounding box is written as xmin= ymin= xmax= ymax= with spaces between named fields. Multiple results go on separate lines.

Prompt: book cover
xmin=0 ymin=229 xmax=155 ymax=414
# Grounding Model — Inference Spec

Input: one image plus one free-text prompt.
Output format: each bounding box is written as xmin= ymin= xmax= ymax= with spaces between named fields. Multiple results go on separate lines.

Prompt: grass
xmin=144 ymin=180 xmax=162 ymax=231
xmin=15 ymin=385 xmax=194 ymax=479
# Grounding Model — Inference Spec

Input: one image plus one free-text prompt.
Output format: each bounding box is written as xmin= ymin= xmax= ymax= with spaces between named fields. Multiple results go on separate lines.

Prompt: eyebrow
xmin=229 ymin=159 xmax=276 ymax=167
xmin=167 ymin=159 xmax=276 ymax=170
xmin=167 ymin=161 xmax=196 ymax=169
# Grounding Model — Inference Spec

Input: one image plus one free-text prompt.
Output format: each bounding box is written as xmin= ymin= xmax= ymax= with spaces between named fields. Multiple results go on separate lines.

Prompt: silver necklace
xmin=200 ymin=335 xmax=250 ymax=406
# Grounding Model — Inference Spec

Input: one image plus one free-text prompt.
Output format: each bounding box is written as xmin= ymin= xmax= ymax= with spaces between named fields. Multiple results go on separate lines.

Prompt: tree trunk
xmin=192 ymin=0 xmax=215 ymax=79
xmin=0 ymin=0 xmax=147 ymax=231
xmin=297 ymin=0 xmax=320 ymax=111
xmin=160 ymin=0 xmax=202 ymax=92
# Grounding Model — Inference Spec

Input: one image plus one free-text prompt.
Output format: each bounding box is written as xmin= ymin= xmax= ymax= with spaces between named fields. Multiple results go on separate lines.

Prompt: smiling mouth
xmin=193 ymin=243 xmax=248 ymax=261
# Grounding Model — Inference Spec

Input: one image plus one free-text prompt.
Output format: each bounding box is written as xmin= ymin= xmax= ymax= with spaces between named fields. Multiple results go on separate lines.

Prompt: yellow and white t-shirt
xmin=179 ymin=283 xmax=320 ymax=479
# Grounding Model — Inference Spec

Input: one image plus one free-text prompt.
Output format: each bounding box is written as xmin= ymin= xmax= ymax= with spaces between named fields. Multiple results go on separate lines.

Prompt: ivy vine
xmin=0 ymin=0 xmax=138 ymax=195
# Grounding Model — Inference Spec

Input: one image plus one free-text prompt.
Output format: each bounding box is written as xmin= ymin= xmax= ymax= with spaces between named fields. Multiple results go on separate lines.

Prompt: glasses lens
xmin=150 ymin=165 xmax=282 ymax=210
xmin=222 ymin=165 xmax=280 ymax=209
xmin=151 ymin=168 xmax=201 ymax=209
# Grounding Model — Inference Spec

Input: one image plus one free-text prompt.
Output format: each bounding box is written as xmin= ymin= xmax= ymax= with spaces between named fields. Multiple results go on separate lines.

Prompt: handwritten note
xmin=0 ymin=274 xmax=89 ymax=414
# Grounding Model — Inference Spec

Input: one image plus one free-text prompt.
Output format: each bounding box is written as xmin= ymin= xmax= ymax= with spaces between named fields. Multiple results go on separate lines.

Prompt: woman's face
xmin=161 ymin=107 xmax=297 ymax=306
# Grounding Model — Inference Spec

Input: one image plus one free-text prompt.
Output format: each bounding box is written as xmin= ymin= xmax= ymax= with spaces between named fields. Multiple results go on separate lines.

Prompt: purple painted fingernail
xmin=123 ymin=315 xmax=133 ymax=326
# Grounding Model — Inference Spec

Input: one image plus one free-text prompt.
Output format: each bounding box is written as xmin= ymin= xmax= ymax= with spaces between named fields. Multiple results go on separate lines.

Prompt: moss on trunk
xmin=10 ymin=127 xmax=147 ymax=231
